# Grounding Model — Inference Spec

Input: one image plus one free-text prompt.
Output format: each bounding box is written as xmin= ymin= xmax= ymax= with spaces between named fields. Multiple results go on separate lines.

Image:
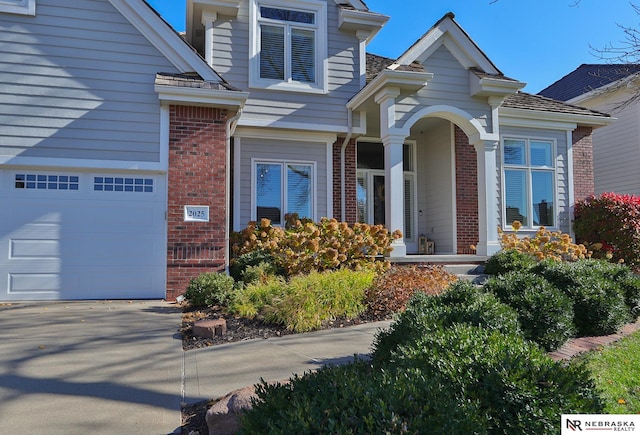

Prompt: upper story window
xmin=0 ymin=0 xmax=35 ymax=15
xmin=250 ymin=0 xmax=327 ymax=93
xmin=502 ymin=138 xmax=556 ymax=229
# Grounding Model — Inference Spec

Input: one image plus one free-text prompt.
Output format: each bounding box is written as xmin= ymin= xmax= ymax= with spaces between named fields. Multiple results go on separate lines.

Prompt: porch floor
xmin=389 ymin=254 xmax=488 ymax=264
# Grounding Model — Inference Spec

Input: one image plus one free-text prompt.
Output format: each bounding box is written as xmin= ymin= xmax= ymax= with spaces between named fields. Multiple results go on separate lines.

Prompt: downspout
xmin=340 ymin=108 xmax=353 ymax=222
xmin=225 ymin=108 xmax=242 ymax=273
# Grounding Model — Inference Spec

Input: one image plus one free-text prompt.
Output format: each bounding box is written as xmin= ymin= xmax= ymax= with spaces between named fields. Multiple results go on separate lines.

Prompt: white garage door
xmin=0 ymin=170 xmax=167 ymax=301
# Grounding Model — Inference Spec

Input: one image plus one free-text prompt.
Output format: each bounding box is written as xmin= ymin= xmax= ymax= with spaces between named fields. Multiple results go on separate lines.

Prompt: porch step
xmin=442 ymin=264 xmax=489 ymax=285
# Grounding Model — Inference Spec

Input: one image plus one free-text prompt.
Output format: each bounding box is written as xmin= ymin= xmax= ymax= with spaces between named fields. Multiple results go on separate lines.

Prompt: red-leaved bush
xmin=573 ymin=192 xmax=640 ymax=270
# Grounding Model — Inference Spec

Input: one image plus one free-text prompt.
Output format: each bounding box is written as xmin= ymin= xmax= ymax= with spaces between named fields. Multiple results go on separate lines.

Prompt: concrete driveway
xmin=0 ymin=300 xmax=183 ymax=435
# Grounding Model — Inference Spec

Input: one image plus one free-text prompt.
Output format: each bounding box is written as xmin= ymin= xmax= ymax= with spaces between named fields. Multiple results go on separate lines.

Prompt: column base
xmin=474 ymin=241 xmax=501 ymax=257
xmin=386 ymin=240 xmax=407 ymax=258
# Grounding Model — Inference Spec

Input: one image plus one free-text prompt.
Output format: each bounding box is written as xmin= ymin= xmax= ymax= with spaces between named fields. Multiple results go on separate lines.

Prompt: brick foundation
xmin=166 ymin=106 xmax=228 ymax=300
xmin=572 ymin=126 xmax=595 ymax=202
xmin=333 ymin=138 xmax=357 ymax=223
xmin=454 ymin=126 xmax=479 ymax=254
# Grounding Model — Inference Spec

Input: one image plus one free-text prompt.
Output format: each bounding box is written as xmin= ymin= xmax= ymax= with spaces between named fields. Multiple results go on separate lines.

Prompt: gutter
xmin=225 ymin=108 xmax=242 ymax=273
xmin=340 ymin=109 xmax=353 ymax=222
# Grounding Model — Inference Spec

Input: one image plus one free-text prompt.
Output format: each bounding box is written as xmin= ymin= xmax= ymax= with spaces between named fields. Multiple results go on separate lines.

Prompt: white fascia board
xmin=109 ymin=0 xmax=222 ymax=82
xmin=338 ymin=8 xmax=389 ymax=43
xmin=500 ymin=107 xmax=614 ymax=129
xmin=347 ymin=69 xmax=433 ymax=111
xmin=155 ymin=84 xmax=248 ymax=109
xmin=0 ymin=156 xmax=167 ymax=173
xmin=470 ymin=75 xmax=526 ymax=98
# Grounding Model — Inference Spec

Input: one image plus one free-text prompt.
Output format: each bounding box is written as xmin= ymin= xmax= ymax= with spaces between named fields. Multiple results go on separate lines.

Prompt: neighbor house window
xmin=0 ymin=0 xmax=35 ymax=15
xmin=250 ymin=0 xmax=327 ymax=93
xmin=254 ymin=161 xmax=314 ymax=225
xmin=502 ymin=138 xmax=556 ymax=228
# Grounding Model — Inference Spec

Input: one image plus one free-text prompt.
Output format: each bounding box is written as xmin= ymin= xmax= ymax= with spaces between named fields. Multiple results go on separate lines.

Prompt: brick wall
xmin=166 ymin=106 xmax=228 ymax=300
xmin=572 ymin=126 xmax=595 ymax=202
xmin=332 ymin=138 xmax=357 ymax=223
xmin=454 ymin=126 xmax=479 ymax=254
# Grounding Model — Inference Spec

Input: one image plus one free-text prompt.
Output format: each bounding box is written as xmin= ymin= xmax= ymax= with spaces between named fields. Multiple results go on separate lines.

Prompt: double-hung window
xmin=254 ymin=160 xmax=314 ymax=225
xmin=0 ymin=0 xmax=35 ymax=15
xmin=502 ymin=138 xmax=556 ymax=228
xmin=250 ymin=0 xmax=327 ymax=93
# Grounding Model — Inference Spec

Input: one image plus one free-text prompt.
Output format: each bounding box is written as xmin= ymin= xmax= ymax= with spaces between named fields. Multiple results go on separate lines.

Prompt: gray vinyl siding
xmin=396 ymin=45 xmax=492 ymax=132
xmin=0 ymin=0 xmax=179 ymax=162
xmin=237 ymin=137 xmax=328 ymax=229
xmin=498 ymin=126 xmax=570 ymax=234
xmin=413 ymin=121 xmax=455 ymax=253
xmin=593 ymin=101 xmax=640 ymax=195
xmin=210 ymin=1 xmax=358 ymax=131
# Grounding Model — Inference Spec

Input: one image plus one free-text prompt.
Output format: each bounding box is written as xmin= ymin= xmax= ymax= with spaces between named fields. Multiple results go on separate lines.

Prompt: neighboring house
xmin=539 ymin=64 xmax=640 ymax=195
xmin=0 ymin=1 xmax=611 ymax=301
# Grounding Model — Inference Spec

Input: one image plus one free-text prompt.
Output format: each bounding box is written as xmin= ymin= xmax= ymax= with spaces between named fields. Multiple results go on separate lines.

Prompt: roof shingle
xmin=503 ymin=92 xmax=611 ymax=118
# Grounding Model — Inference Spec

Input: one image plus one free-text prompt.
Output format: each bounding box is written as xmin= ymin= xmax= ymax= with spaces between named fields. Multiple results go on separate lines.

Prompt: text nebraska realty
xmin=567 ymin=419 xmax=635 ymax=431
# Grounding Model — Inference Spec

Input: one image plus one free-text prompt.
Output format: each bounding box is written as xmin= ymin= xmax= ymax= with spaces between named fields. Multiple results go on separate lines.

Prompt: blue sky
xmin=146 ymin=0 xmax=638 ymax=93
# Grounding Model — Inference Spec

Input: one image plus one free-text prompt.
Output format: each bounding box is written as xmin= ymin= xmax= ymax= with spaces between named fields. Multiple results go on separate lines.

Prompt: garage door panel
xmin=0 ymin=170 xmax=167 ymax=301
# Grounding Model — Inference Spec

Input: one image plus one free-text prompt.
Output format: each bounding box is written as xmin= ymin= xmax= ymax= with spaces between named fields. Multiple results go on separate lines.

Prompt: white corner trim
xmin=159 ymin=106 xmax=170 ymax=171
xmin=325 ymin=142 xmax=333 ymax=219
xmin=0 ymin=0 xmax=34 ymax=15
xmin=108 ymin=0 xmax=221 ymax=81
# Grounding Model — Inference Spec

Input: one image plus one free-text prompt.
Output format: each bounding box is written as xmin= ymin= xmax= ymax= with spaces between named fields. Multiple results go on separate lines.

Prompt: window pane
xmin=532 ymin=171 xmax=554 ymax=226
xmin=530 ymin=141 xmax=553 ymax=167
xmin=404 ymin=176 xmax=413 ymax=240
xmin=373 ymin=175 xmax=385 ymax=226
xmin=357 ymin=142 xmax=384 ymax=170
xmin=403 ymin=143 xmax=413 ymax=172
xmin=504 ymin=139 xmax=526 ymax=165
xmin=291 ymin=28 xmax=315 ymax=83
xmin=505 ymin=170 xmax=528 ymax=226
xmin=260 ymin=25 xmax=284 ymax=80
xmin=256 ymin=163 xmax=282 ymax=224
xmin=357 ymin=173 xmax=368 ymax=224
xmin=260 ymin=7 xmax=315 ymax=24
xmin=286 ymin=164 xmax=311 ymax=218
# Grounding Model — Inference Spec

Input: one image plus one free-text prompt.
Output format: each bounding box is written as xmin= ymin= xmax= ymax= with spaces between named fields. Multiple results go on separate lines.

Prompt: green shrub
xmin=184 ymin=272 xmax=236 ymax=307
xmin=239 ymin=359 xmax=487 ymax=434
xmin=229 ymin=250 xmax=283 ymax=283
xmin=372 ymin=280 xmax=520 ymax=363
xmin=484 ymin=249 xmax=537 ymax=275
xmin=483 ymin=271 xmax=575 ymax=351
xmin=231 ymin=217 xmax=399 ymax=276
xmin=574 ymin=192 xmax=640 ymax=269
xmin=386 ymin=324 xmax=604 ymax=434
xmin=242 ymin=325 xmax=603 ymax=434
xmin=534 ymin=260 xmax=630 ymax=336
xmin=364 ymin=265 xmax=457 ymax=318
xmin=230 ymin=269 xmax=375 ymax=332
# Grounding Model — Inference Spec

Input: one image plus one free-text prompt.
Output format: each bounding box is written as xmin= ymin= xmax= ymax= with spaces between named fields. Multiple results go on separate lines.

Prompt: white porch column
xmin=474 ymin=140 xmax=501 ymax=256
xmin=375 ymin=87 xmax=406 ymax=257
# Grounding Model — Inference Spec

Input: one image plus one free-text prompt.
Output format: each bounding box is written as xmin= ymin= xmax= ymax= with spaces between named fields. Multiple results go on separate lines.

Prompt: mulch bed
xmin=179 ymin=305 xmax=391 ymax=434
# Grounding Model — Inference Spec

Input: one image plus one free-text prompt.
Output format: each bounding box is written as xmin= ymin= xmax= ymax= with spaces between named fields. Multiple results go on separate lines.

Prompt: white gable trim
xmin=108 ymin=0 xmax=223 ymax=82
xmin=396 ymin=14 xmax=500 ymax=75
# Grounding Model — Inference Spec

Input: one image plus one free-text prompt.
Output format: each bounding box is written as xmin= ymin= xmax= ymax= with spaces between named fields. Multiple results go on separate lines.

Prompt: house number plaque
xmin=184 ymin=205 xmax=210 ymax=222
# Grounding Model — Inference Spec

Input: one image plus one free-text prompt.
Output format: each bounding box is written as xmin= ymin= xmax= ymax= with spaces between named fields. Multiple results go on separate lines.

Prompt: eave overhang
xmin=155 ymin=85 xmax=248 ymax=110
xmin=470 ymin=74 xmax=526 ymax=98
xmin=347 ymin=69 xmax=433 ymax=111
xmin=338 ymin=8 xmax=389 ymax=43
xmin=499 ymin=107 xmax=614 ymax=130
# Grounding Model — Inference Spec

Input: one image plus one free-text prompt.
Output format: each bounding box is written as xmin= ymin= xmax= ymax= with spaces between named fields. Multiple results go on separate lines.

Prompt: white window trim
xmin=501 ymin=136 xmax=558 ymax=231
xmin=249 ymin=0 xmax=328 ymax=94
xmin=251 ymin=158 xmax=317 ymax=224
xmin=0 ymin=0 xmax=35 ymax=15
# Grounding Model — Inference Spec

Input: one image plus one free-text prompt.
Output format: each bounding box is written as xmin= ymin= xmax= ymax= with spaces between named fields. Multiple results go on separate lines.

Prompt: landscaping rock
xmin=206 ymin=380 xmax=290 ymax=435
xmin=193 ymin=319 xmax=227 ymax=338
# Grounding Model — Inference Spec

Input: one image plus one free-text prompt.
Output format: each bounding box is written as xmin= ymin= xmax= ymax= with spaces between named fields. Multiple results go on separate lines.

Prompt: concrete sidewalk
xmin=0 ymin=300 xmax=391 ymax=434
xmin=183 ymin=320 xmax=392 ymax=403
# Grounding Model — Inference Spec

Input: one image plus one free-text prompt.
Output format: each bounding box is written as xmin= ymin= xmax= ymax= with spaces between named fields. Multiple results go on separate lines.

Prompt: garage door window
xmin=94 ymin=177 xmax=154 ymax=193
xmin=15 ymin=174 xmax=79 ymax=190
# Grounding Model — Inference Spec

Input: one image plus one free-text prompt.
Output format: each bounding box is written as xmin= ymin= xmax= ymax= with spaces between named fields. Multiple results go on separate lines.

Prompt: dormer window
xmin=250 ymin=0 xmax=327 ymax=93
